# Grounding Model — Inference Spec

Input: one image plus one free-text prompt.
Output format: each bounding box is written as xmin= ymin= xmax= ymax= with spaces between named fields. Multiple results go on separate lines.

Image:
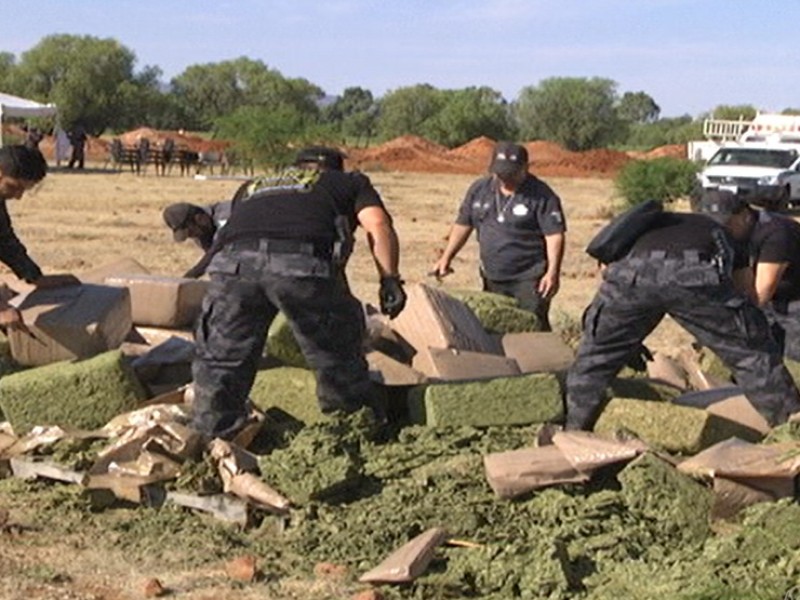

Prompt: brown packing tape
xmin=360 ymin=527 xmax=449 ymax=584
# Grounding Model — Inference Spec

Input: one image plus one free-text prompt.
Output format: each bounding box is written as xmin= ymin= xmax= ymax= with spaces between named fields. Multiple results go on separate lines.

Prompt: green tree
xmin=323 ymin=86 xmax=378 ymax=143
xmin=171 ymin=57 xmax=323 ymax=130
xmin=618 ymin=91 xmax=661 ymax=124
xmin=9 ymin=34 xmax=144 ymax=134
xmin=215 ymin=104 xmax=331 ymax=169
xmin=376 ymin=84 xmax=445 ymax=140
xmin=423 ymin=86 xmax=515 ymax=147
xmin=0 ymin=52 xmax=16 ymax=91
xmin=707 ymin=104 xmax=758 ymax=121
xmin=515 ymin=77 xmax=623 ymax=150
xmin=625 ymin=115 xmax=703 ymax=149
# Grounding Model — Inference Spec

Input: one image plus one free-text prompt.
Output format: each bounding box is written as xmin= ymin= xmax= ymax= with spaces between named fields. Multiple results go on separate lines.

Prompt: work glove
xmin=379 ymin=276 xmax=407 ymax=319
xmin=625 ymin=343 xmax=654 ymax=372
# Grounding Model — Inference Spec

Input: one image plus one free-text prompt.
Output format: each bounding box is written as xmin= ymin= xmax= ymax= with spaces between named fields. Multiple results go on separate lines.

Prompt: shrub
xmin=615 ymin=157 xmax=700 ymax=207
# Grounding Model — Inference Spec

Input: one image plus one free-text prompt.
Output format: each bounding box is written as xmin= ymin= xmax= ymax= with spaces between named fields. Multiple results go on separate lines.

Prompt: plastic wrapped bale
xmin=609 ymin=377 xmax=683 ymax=401
xmin=447 ymin=288 xmax=541 ymax=333
xmin=249 ymin=367 xmax=326 ymax=425
xmin=407 ymin=373 xmax=563 ymax=427
xmin=0 ymin=350 xmax=147 ymax=434
xmin=618 ymin=453 xmax=713 ymax=548
xmin=265 ymin=313 xmax=307 ymax=368
xmin=594 ymin=398 xmax=761 ymax=454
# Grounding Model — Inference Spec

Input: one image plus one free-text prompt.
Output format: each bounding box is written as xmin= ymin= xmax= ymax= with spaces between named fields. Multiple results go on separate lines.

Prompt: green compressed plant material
xmin=618 ymin=453 xmax=713 ymax=548
xmin=407 ymin=372 xmax=563 ymax=427
xmin=0 ymin=350 xmax=146 ymax=435
xmin=257 ymin=411 xmax=374 ymax=504
xmin=265 ymin=312 xmax=308 ymax=368
xmin=448 ymin=288 xmax=542 ymax=333
xmin=698 ymin=347 xmax=733 ymax=383
xmin=2 ymin=418 xmax=800 ymax=598
xmin=763 ymin=420 xmax=800 ymax=443
xmin=249 ymin=367 xmax=327 ymax=425
xmin=594 ymin=397 xmax=761 ymax=454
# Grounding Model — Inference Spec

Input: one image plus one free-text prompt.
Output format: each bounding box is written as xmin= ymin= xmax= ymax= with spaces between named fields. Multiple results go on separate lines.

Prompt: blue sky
xmin=2 ymin=0 xmax=799 ymax=118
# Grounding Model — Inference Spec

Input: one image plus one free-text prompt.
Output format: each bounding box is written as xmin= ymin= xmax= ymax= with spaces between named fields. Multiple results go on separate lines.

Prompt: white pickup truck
xmin=698 ymin=142 xmax=800 ymax=211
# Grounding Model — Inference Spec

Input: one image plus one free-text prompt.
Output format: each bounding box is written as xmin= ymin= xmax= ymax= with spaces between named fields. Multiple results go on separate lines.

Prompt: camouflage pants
xmin=765 ymin=299 xmax=800 ymax=362
xmin=566 ymin=257 xmax=800 ymax=430
xmin=191 ymin=242 xmax=374 ymax=437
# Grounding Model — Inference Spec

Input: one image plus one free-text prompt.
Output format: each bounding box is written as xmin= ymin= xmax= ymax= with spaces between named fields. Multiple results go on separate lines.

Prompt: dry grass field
xmin=0 ymin=164 xmax=693 ymax=599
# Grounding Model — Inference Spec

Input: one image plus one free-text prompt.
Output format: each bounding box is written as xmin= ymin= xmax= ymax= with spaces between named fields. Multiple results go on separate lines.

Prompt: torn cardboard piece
xmin=165 ymin=491 xmax=249 ymax=525
xmin=551 ymin=430 xmax=648 ymax=472
xmin=412 ymin=346 xmax=520 ymax=381
xmin=359 ymin=527 xmax=449 ymax=584
xmin=366 ymin=350 xmax=427 ymax=386
xmin=673 ymin=389 xmax=771 ymax=437
xmin=678 ymin=437 xmax=800 ymax=480
xmin=213 ymin=439 xmax=290 ymax=514
xmin=104 ymin=274 xmax=208 ymax=328
xmin=483 ymin=445 xmax=589 ymax=499
xmin=8 ymin=284 xmax=132 ymax=367
xmin=390 ymin=283 xmax=502 ymax=356
xmin=9 ymin=457 xmax=85 ymax=484
xmin=646 ymin=352 xmax=689 ymax=390
xmin=500 ymin=331 xmax=574 ymax=374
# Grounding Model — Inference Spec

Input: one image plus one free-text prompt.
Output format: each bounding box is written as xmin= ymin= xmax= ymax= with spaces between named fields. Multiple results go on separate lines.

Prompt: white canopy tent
xmin=0 ymin=92 xmax=58 ymax=147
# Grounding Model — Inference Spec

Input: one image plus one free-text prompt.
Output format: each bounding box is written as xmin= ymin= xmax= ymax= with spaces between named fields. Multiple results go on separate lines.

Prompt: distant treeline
xmin=3 ymin=34 xmax=799 ymax=168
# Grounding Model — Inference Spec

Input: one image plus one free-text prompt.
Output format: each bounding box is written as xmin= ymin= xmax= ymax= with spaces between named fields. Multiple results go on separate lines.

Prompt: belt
xmin=228 ymin=238 xmax=333 ymax=258
xmin=628 ymin=249 xmax=713 ymax=262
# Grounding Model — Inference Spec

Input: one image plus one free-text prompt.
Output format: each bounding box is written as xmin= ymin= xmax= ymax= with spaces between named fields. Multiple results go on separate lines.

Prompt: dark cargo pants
xmin=765 ymin=299 xmax=800 ymax=362
xmin=566 ymin=256 xmax=800 ymax=430
xmin=191 ymin=241 xmax=375 ymax=438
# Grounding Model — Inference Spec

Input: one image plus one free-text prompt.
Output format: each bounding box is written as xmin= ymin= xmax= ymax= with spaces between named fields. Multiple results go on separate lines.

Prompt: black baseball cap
xmin=162 ymin=202 xmax=202 ymax=242
xmin=694 ymin=189 xmax=749 ymax=223
xmin=489 ymin=142 xmax=529 ymax=178
xmin=295 ymin=146 xmax=346 ymax=171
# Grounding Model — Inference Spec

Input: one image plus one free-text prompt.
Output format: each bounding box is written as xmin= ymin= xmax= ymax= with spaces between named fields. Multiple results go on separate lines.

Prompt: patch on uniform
xmin=512 ymin=204 xmax=529 ymax=216
xmin=241 ymin=169 xmax=321 ymax=201
xmin=550 ymin=211 xmax=564 ymax=224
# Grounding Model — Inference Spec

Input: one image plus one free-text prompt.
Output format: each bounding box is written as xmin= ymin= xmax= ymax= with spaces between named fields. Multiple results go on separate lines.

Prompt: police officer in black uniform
xmin=565 ymin=190 xmax=800 ymax=430
xmin=190 ymin=146 xmax=406 ymax=439
xmin=431 ymin=141 xmax=566 ymax=330
xmin=162 ymin=200 xmax=232 ymax=278
xmin=696 ymin=191 xmax=800 ymax=361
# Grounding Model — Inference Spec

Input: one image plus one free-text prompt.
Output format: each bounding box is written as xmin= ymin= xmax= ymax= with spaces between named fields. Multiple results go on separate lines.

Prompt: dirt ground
xmin=0 ymin=163 xmax=692 ymax=599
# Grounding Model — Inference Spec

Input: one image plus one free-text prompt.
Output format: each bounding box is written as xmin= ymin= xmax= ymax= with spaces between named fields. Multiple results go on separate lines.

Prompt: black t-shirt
xmin=220 ymin=170 xmax=385 ymax=245
xmin=750 ymin=210 xmax=800 ymax=301
xmin=629 ymin=212 xmax=748 ymax=270
xmin=455 ymin=174 xmax=566 ymax=281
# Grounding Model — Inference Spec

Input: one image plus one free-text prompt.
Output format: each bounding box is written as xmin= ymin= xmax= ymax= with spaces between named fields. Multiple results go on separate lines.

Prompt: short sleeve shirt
xmin=750 ymin=211 xmax=800 ymax=301
xmin=220 ymin=170 xmax=385 ymax=245
xmin=455 ymin=174 xmax=566 ymax=281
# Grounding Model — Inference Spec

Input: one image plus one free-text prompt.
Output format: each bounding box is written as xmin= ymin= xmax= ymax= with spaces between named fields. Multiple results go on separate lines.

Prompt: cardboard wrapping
xmin=390 ymin=283 xmax=502 ymax=356
xmin=104 ymin=274 xmax=208 ymax=328
xmin=77 ymin=258 xmax=150 ymax=285
xmin=412 ymin=346 xmax=520 ymax=381
xmin=483 ymin=445 xmax=589 ymax=499
xmin=7 ymin=284 xmax=132 ymax=366
xmin=359 ymin=527 xmax=449 ymax=583
xmin=500 ymin=331 xmax=574 ymax=373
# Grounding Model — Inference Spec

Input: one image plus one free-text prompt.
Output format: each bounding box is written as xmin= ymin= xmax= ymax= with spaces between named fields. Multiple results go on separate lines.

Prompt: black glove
xmin=626 ymin=343 xmax=654 ymax=372
xmin=379 ymin=276 xmax=406 ymax=319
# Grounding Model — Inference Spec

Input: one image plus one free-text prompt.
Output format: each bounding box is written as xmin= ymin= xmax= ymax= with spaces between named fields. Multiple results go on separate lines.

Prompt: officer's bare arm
xmin=433 ymin=224 xmax=473 ymax=275
xmin=544 ymin=233 xmax=565 ymax=278
xmin=357 ymin=205 xmax=400 ymax=278
xmin=753 ymin=261 xmax=789 ymax=306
